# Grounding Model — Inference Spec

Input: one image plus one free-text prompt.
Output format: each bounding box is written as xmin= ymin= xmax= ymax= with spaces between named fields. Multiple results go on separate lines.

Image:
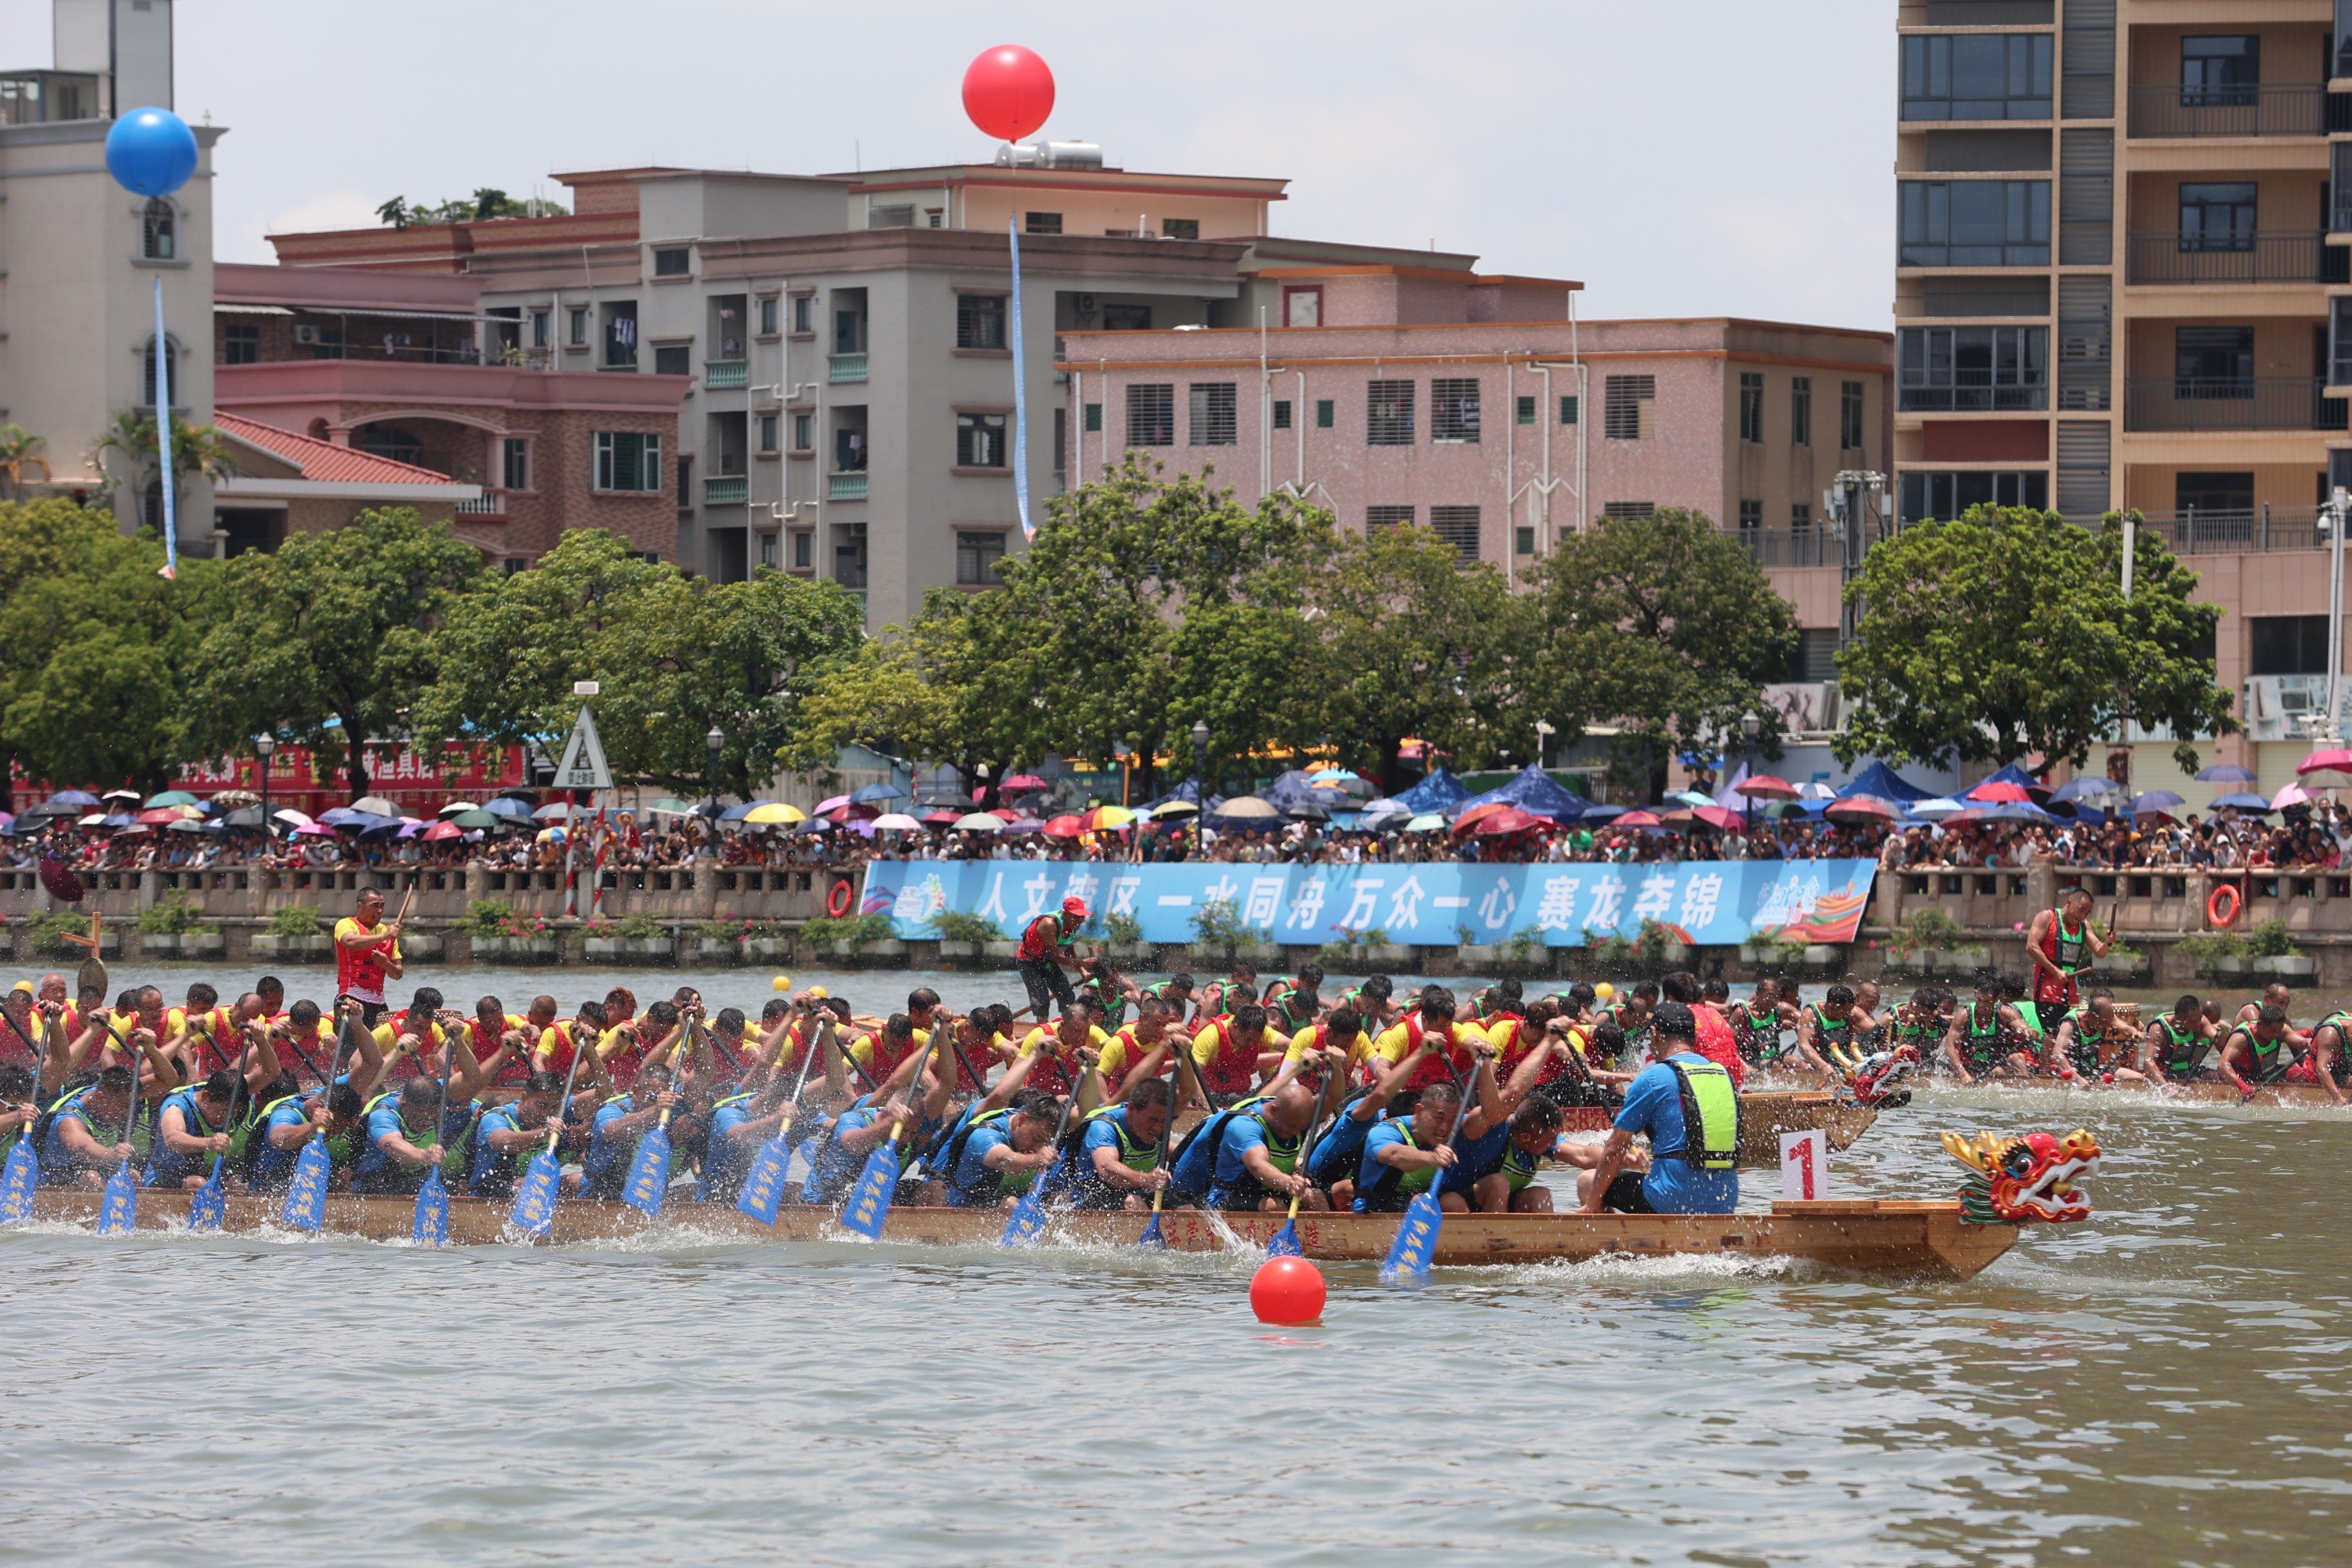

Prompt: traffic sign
xmin=553 ymin=706 xmax=613 ymax=791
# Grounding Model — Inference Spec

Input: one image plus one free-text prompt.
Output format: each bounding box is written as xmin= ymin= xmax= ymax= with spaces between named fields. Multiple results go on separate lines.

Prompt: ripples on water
xmin=3 ymin=966 xmax=2345 ymax=1563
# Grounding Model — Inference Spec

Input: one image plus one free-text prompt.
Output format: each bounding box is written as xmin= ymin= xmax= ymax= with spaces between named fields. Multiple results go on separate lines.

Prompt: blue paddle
xmin=620 ymin=1086 xmax=679 ymax=1218
xmin=95 ymin=1027 xmax=147 ymax=1236
xmin=1378 ymin=1081 xmax=1476 ymax=1287
xmin=411 ymin=1037 xmax=453 ymax=1247
xmin=840 ymin=1036 xmax=940 ymax=1241
xmin=1138 ymin=1044 xmax=1202 ymax=1249
xmin=284 ymin=1010 xmax=362 ymax=1232
xmin=189 ymin=1021 xmax=260 ymax=1233
xmin=736 ymin=1025 xmax=826 ymax=1225
xmin=1267 ymin=1095 xmax=1334 ymax=1259
xmin=509 ymin=1036 xmax=591 ymax=1239
xmin=1001 ymin=1076 xmax=1083 ymax=1247
xmin=0 ymin=1007 xmax=52 ymax=1225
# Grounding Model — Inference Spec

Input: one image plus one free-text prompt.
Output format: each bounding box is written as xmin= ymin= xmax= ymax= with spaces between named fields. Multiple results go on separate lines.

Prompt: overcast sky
xmin=10 ymin=0 xmax=1896 ymax=330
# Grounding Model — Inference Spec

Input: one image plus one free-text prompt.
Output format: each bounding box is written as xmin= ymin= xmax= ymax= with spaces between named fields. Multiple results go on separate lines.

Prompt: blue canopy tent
xmin=1450 ymin=763 xmax=1598 ymax=822
xmin=1972 ymin=762 xmax=2049 ymax=797
xmin=1395 ymin=768 xmax=1470 ymax=814
xmin=1835 ymin=760 xmax=1936 ymax=803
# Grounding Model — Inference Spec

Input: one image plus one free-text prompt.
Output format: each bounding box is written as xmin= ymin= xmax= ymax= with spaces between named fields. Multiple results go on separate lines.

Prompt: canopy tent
xmin=1973 ymin=762 xmax=2048 ymax=797
xmin=1449 ymin=764 xmax=1595 ymax=823
xmin=1393 ymin=768 xmax=1470 ymax=814
xmin=1834 ymin=760 xmax=1936 ymax=804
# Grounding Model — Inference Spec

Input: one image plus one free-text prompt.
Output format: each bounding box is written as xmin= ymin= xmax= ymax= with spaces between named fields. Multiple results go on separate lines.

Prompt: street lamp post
xmin=1113 ymin=736 xmax=1134 ymax=808
xmin=705 ymin=725 xmax=724 ymax=858
xmin=256 ymin=733 xmax=275 ymax=866
xmin=1740 ymin=712 xmax=1761 ymax=835
xmin=1191 ymin=720 xmax=1210 ymax=795
xmin=1534 ymin=720 xmax=1555 ymax=771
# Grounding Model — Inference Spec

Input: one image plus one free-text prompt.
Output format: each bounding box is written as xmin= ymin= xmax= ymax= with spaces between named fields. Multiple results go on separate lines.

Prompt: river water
xmin=3 ymin=964 xmax=2346 ymax=1566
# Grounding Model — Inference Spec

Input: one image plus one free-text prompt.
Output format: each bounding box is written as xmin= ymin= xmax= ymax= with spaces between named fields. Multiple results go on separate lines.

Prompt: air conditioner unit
xmin=1076 ymin=293 xmax=1098 ymax=314
xmin=292 ymin=325 xmax=325 ymax=346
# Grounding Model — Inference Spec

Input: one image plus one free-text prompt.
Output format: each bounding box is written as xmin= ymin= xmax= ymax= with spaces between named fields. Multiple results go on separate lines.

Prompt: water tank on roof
xmin=1038 ymin=140 xmax=1102 ymax=169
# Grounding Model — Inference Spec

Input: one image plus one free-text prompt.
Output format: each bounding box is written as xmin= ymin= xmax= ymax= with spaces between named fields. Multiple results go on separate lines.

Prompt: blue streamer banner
xmin=858 ymin=860 xmax=1878 ymax=949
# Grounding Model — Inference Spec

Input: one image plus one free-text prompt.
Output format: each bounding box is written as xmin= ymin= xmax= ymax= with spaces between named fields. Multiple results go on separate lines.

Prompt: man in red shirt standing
xmin=1014 ymin=896 xmax=1088 ymax=1021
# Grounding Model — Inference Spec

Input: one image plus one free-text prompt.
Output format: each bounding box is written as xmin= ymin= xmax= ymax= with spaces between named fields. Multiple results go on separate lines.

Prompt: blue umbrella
xmin=481 ymin=797 xmax=534 ymax=821
xmin=44 ymin=790 xmax=100 ymax=809
xmin=2128 ymin=790 xmax=2186 ymax=816
xmin=2195 ymin=763 xmax=2258 ymax=784
xmin=720 ymin=802 xmax=756 ymax=822
xmin=2210 ymin=792 xmax=2273 ymax=811
xmin=2049 ymin=776 xmax=2122 ymax=804
xmin=848 ymin=782 xmax=906 ymax=803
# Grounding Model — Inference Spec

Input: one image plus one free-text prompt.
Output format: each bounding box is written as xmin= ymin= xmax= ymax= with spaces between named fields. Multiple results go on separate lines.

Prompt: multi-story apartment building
xmin=269 ymin=155 xmax=1289 ymax=625
xmin=1896 ymin=0 xmax=2352 ymax=797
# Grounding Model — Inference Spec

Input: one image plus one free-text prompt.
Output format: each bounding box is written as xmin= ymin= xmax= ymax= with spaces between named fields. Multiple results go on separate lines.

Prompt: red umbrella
xmin=1002 ymin=773 xmax=1048 ymax=792
xmin=1452 ymin=801 xmax=1512 ymax=833
xmin=1737 ymin=775 xmax=1800 ymax=800
xmin=2296 ymin=748 xmax=2352 ymax=778
xmin=135 ymin=807 xmax=184 ymax=826
xmin=1043 ymin=814 xmax=1086 ymax=837
xmin=1614 ymin=810 xmax=1662 ymax=829
xmin=1965 ymin=780 xmax=2032 ymax=804
xmin=989 ymin=807 xmax=1018 ymax=821
xmin=1693 ymin=804 xmax=1746 ymax=832
xmin=1825 ymin=794 xmax=1899 ymax=822
xmin=1471 ymin=805 xmax=1546 ymax=836
xmin=922 ymin=808 xmax=960 ymax=826
xmin=421 ymin=819 xmax=464 ymax=841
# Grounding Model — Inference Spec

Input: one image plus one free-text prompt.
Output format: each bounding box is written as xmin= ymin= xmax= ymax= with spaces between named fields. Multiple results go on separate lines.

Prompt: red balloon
xmin=963 ymin=45 xmax=1055 ymax=143
xmin=1250 ymin=1255 xmax=1327 ymax=1326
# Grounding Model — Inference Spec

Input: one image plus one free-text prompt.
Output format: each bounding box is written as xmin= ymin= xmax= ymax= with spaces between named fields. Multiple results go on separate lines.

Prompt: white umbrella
xmin=350 ymin=796 xmax=397 ymax=817
xmin=1906 ymin=797 xmax=1966 ymax=820
xmin=272 ymin=808 xmax=316 ymax=827
xmin=872 ymin=812 xmax=923 ymax=831
xmin=437 ymin=800 xmax=480 ymax=817
xmin=1405 ymin=813 xmax=1447 ymax=832
xmin=953 ymin=812 xmax=1006 ymax=832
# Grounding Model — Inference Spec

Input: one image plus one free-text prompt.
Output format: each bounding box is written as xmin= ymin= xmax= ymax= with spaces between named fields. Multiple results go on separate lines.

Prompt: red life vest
xmin=466 ymin=1015 xmax=529 ymax=1087
xmin=1197 ymin=1018 xmax=1260 ymax=1098
xmin=334 ymin=919 xmax=395 ymax=1003
xmin=1024 ymin=1030 xmax=1083 ymax=1098
xmin=1400 ymin=1014 xmax=1473 ymax=1093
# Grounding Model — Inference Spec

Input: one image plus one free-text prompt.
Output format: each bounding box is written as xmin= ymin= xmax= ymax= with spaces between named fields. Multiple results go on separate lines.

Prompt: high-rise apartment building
xmin=1896 ymin=0 xmax=2352 ymax=797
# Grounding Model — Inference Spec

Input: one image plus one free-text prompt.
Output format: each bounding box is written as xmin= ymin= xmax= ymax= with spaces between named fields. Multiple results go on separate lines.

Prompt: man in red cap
xmin=1014 ymin=896 xmax=1090 ymax=1021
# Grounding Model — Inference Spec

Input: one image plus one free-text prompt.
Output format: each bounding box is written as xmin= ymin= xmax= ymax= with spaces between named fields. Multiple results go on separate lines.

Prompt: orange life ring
xmin=2206 ymin=882 xmax=2241 ymax=928
xmin=826 ymin=879 xmax=855 ymax=918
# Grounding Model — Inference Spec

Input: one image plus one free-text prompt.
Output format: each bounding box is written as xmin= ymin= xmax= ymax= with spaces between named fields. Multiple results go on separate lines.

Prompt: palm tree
xmin=93 ymin=410 xmax=238 ymax=526
xmin=0 ymin=425 xmax=49 ymax=500
xmin=376 ymin=196 xmax=409 ymax=230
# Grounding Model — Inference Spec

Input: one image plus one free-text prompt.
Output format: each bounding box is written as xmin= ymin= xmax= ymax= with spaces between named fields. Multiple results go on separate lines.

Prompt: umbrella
xmin=2272 ymin=783 xmax=2313 ymax=810
xmin=795 ymin=818 xmax=834 ymax=834
xmin=1693 ymin=804 xmax=1746 ymax=833
xmin=1082 ymin=805 xmax=1137 ymax=830
xmin=75 ymin=813 xmax=108 ymax=827
xmin=112 ymin=824 xmax=151 ymax=837
xmin=1001 ymin=774 xmax=1048 ymax=792
xmin=292 ymin=822 xmax=338 ymax=838
xmin=536 ymin=826 xmax=567 ymax=844
xmin=1211 ymin=796 xmax=1282 ymax=820
xmin=1971 ymin=801 xmax=2056 ymax=823
xmin=644 ymin=798 xmax=699 ymax=817
xmin=848 ymin=782 xmax=906 ymax=803
xmin=39 ymin=791 xmax=100 ymax=812
xmin=422 ymin=820 xmax=464 ymax=841
xmin=481 ymin=797 xmax=534 ymax=821
xmin=1965 ymin=780 xmax=2033 ymax=804
xmin=813 ymin=795 xmax=851 ymax=815
xmin=1151 ymin=800 xmax=1200 ymax=818
xmin=871 ymin=812 xmax=923 ymax=831
xmin=135 ymin=807 xmax=187 ymax=826
xmin=1581 ymin=804 xmax=1627 ymax=822
xmin=220 ymin=806 xmax=267 ymax=829
xmin=395 ymin=819 xmax=428 ymax=839
xmin=100 ymin=813 xmax=136 ymax=829
xmin=1798 ymin=782 xmax=1838 ymax=800
xmin=952 ymin=812 xmax=1005 ymax=832
xmin=744 ymin=802 xmax=808 ymax=825
xmin=1825 ymin=794 xmax=1900 ymax=822
xmin=144 ymin=790 xmax=198 ymax=808
xmin=1737 ymin=775 xmax=1801 ymax=800
xmin=1404 ymin=814 xmax=1448 ymax=832
xmin=1666 ymin=790 xmax=1716 ymax=809
xmin=165 ymin=818 xmax=209 ymax=833
xmin=100 ymin=789 xmax=140 ymax=803
xmin=350 ymin=796 xmax=397 ymax=817
xmin=923 ymin=809 xmax=961 ymax=826
xmin=2196 ymin=763 xmax=2258 ymax=784
xmin=1004 ymin=817 xmax=1046 ymax=834
xmin=1907 ymin=797 xmax=1966 ymax=820
xmin=718 ymin=803 xmax=756 ymax=822
xmin=2049 ymin=776 xmax=2123 ymax=804
xmin=2210 ymin=792 xmax=2273 ymax=811
xmin=1042 ymin=814 xmax=1086 ymax=837
xmin=2127 ymin=790 xmax=2187 ymax=815
xmin=1469 ymin=806 xmax=1547 ymax=836
xmin=437 ymin=800 xmax=480 ymax=816
xmin=317 ymin=806 xmax=368 ymax=826
xmin=1453 ymin=800 xmax=1512 ymax=831
xmin=272 ymin=808 xmax=315 ymax=827
xmin=1613 ymin=810 xmax=1663 ymax=829
xmin=532 ymin=802 xmax=573 ymax=821
xmin=449 ymin=809 xmax=501 ymax=829
xmin=2296 ymin=748 xmax=2352 ymax=778
xmin=210 ymin=789 xmax=260 ymax=808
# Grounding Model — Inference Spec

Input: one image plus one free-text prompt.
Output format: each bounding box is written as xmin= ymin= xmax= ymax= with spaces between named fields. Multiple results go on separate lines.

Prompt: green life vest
xmin=1386 ymin=1118 xmax=1438 ymax=1197
xmin=2052 ymin=913 xmax=2091 ymax=973
xmin=1961 ymin=1004 xmax=2005 ymax=1067
xmin=1070 ymin=1105 xmax=1160 ymax=1176
xmin=1660 ymin=1058 xmax=1740 ymax=1172
xmin=2154 ymin=1017 xmax=2209 ymax=1076
xmin=1807 ymin=1006 xmax=1852 ymax=1049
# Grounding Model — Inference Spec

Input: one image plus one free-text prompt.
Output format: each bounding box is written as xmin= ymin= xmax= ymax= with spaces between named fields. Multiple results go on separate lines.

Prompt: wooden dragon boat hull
xmin=12 ymin=1189 xmax=2017 ymax=1279
xmin=1944 ymin=1075 xmax=2350 ymax=1111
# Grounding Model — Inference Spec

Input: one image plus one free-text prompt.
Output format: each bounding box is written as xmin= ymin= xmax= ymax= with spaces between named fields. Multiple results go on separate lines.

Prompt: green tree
xmin=1308 ymin=524 xmax=1527 ymax=794
xmin=1523 ymin=508 xmax=1800 ymax=797
xmin=0 ymin=499 xmax=217 ymax=800
xmin=183 ymin=508 xmax=485 ymax=800
xmin=784 ymin=589 xmax=1018 ymax=794
xmin=0 ymin=426 xmax=51 ymax=501
xmin=1833 ymin=506 xmax=2234 ymax=774
xmin=93 ymin=411 xmax=238 ymax=524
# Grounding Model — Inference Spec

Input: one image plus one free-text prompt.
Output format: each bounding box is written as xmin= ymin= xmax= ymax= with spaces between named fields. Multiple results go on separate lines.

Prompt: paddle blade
xmin=508 ymin=1152 xmax=561 ymax=1237
xmin=187 ymin=1171 xmax=227 ymax=1233
xmin=735 ymin=1135 xmax=793 ymax=1225
xmin=281 ymin=1137 xmax=331 ymax=1232
xmin=1138 ymin=1208 xmax=1165 ymax=1250
xmin=96 ymin=1164 xmax=139 ymax=1235
xmin=1000 ymin=1192 xmax=1049 ymax=1247
xmin=1378 ymin=1192 xmax=1444 ymax=1285
xmin=1267 ymin=1218 xmax=1302 ymax=1258
xmin=412 ymin=1167 xmax=449 ymax=1247
xmin=0 ymin=1139 xmax=38 ymax=1225
xmin=838 ymin=1145 xmax=902 ymax=1240
xmin=621 ymin=1127 xmax=673 ymax=1218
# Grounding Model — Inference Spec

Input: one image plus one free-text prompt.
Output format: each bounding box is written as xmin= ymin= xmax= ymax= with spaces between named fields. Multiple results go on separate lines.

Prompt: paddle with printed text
xmin=1140 ymin=1040 xmax=1203 ymax=1249
xmin=735 ymin=1022 xmax=827 ymax=1225
xmin=95 ymin=1021 xmax=147 ymax=1236
xmin=1267 ymin=1083 xmax=1335 ymax=1260
xmin=509 ymin=1033 xmax=593 ymax=1239
xmin=1001 ymin=1070 xmax=1084 ymax=1247
xmin=620 ymin=1060 xmax=686 ymax=1218
xmin=839 ymin=1036 xmax=940 ymax=1240
xmin=188 ymin=1020 xmax=260 ymax=1232
xmin=283 ymin=1007 xmax=361 ymax=1232
xmin=411 ymin=1029 xmax=452 ymax=1246
xmin=0 ymin=1007 xmax=53 ymax=1224
xmin=1377 ymin=1074 xmax=1478 ymax=1286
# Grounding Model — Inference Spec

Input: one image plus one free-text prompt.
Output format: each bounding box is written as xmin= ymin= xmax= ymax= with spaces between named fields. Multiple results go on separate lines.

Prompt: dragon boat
xmin=9 ymin=1128 xmax=2097 ymax=1281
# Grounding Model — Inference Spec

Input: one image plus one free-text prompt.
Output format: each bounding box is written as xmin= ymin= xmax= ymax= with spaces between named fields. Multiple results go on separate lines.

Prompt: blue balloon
xmin=104 ymin=107 xmax=198 ymax=198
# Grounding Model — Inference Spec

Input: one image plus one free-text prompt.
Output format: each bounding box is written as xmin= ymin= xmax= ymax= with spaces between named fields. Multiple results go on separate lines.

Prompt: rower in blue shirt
xmin=1578 ymin=1002 xmax=1740 ymax=1215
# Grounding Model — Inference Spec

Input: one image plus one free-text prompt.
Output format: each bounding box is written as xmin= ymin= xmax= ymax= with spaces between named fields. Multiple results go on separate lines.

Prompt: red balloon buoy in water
xmin=963 ymin=45 xmax=1055 ymax=143
xmin=1250 ymin=1255 xmax=1326 ymax=1325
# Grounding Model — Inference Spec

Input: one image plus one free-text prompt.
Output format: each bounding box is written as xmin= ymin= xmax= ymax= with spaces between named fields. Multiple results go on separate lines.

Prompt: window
xmin=1367 ymin=504 xmax=1415 ymax=531
xmin=2180 ymin=183 xmax=2257 ymax=251
xmin=1160 ymin=217 xmax=1200 ymax=240
xmin=1898 ymin=325 xmax=2049 ymax=411
xmin=654 ymin=345 xmax=689 ymax=377
xmin=141 ymin=198 xmax=175 ymax=260
xmin=1840 ymin=381 xmax=1866 ymax=451
xmin=652 ymin=247 xmax=691 ymax=277
xmin=1900 ymin=33 xmax=2053 ymax=120
xmin=1102 ymin=303 xmax=1152 ymax=331
xmin=792 ymin=531 xmax=812 ymax=569
xmin=2182 ymin=36 xmax=2259 ymax=108
xmin=142 ymin=337 xmax=178 ymax=407
xmin=835 ymin=426 xmax=867 ymax=471
xmin=758 ymin=414 xmax=779 ymax=453
xmin=1282 ymin=286 xmax=1323 ymax=328
xmin=1428 ymin=506 xmax=1481 ymax=561
xmin=1898 ymin=180 xmax=2051 ymax=267
xmin=868 ymin=204 xmax=915 ymax=229
xmin=1083 ymin=401 xmax=1102 ymax=433
xmin=792 ymin=413 xmax=813 ymax=452
xmin=759 ymin=532 xmax=778 ymax=569
xmin=2177 ymin=470 xmax=2255 ymax=516
xmin=2250 ymin=614 xmax=2328 ymax=675
xmin=1430 ymin=378 xmax=1481 ymax=443
xmin=568 ymin=307 xmax=589 ymax=347
xmin=502 ymin=437 xmax=529 ymax=491
xmin=221 ymin=323 xmax=259 ymax=365
xmin=1189 ymin=383 xmax=1238 ymax=445
xmin=1791 ymin=630 xmax=1841 ymax=684
xmin=1316 ymin=399 xmax=1335 ymax=429
xmin=956 ymin=531 xmax=1007 ymax=586
xmin=593 ymin=431 xmax=663 ymax=492
xmin=1366 ymin=379 xmax=1415 ymax=445
xmin=603 ymin=302 xmax=639 ymax=368
xmin=956 ymin=412 xmax=1007 ymax=467
xmin=1515 ymin=395 xmax=1537 ymax=426
xmin=677 ymin=455 xmax=691 ymax=506
xmin=531 ymin=310 xmax=550 ymax=349
xmin=834 ymin=309 xmax=862 ymax=354
xmin=1603 ymin=375 xmax=1655 ymax=441
xmin=356 ymin=425 xmax=423 ymax=465
xmin=1559 ymin=394 xmax=1578 ymax=425
xmin=1900 ymin=470 xmax=2051 ymax=523
xmin=1790 ymin=377 xmax=1812 ymax=446
xmin=758 ymin=298 xmax=778 ymax=335
xmin=1738 ymin=373 xmax=1765 ymax=442
xmin=1738 ymin=499 xmax=1762 ymax=534
xmin=1602 ymin=501 xmax=1654 ymax=519
xmin=1025 ymin=211 xmax=1063 ymax=235
xmin=1515 ymin=526 xmax=1535 ymax=556
xmin=792 ymin=296 xmax=813 ymax=333
xmin=2175 ymin=327 xmax=2254 ymax=397
xmin=957 ymin=294 xmax=1007 ymax=350
xmin=1272 ymin=399 xmax=1293 ymax=430
xmin=1127 ymin=383 xmax=1174 ymax=447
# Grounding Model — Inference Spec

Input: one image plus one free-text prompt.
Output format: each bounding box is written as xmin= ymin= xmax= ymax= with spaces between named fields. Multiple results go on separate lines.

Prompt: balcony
xmin=828 ymin=471 xmax=869 ymax=501
xmin=1730 ymin=529 xmax=1838 ymax=568
xmin=2127 ymin=231 xmax=2343 ymax=286
xmin=454 ymin=488 xmax=510 ymax=519
xmin=703 ymin=475 xmax=749 ymax=506
xmin=2132 ymin=506 xmax=2331 ymax=555
xmin=704 ymin=359 xmax=748 ymax=390
xmin=829 ymin=353 xmax=868 ymax=383
xmin=2128 ymin=82 xmax=2334 ymax=140
xmin=2123 ymin=377 xmax=2343 ymax=433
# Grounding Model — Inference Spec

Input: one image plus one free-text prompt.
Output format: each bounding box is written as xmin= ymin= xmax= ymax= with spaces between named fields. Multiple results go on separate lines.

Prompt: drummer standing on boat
xmin=333 ymin=887 xmax=404 ymax=1029
xmin=2025 ymin=887 xmax=2107 ymax=1024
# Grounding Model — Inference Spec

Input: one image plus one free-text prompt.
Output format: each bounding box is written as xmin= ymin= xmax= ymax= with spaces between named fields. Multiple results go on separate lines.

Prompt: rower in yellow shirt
xmin=1014 ymin=1001 xmax=1112 ymax=1099
xmin=1191 ymin=1002 xmax=1285 ymax=1107
xmin=1282 ymin=1003 xmax=1376 ymax=1082
xmin=1369 ymin=985 xmax=1491 ymax=1094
